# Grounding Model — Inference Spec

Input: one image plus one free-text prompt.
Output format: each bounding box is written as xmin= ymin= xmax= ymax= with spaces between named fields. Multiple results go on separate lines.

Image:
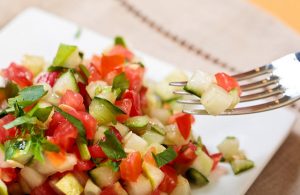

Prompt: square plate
xmin=0 ymin=8 xmax=296 ymax=195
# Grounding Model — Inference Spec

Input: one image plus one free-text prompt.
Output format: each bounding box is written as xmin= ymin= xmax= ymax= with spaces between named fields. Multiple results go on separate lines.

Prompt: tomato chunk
xmin=115 ymin=98 xmax=132 ymax=123
xmin=124 ymin=65 xmax=144 ymax=92
xmin=158 ymin=165 xmax=177 ymax=193
xmin=122 ymin=90 xmax=142 ymax=116
xmin=30 ymin=180 xmax=58 ymax=195
xmin=210 ymin=153 xmax=223 ymax=171
xmin=60 ymin=90 xmax=85 ymax=112
xmin=2 ymin=63 xmax=33 ymax=87
xmin=0 ymin=168 xmax=17 ymax=183
xmin=169 ymin=113 xmax=193 ymax=140
xmin=75 ymin=160 xmax=95 ymax=171
xmin=120 ymin=152 xmax=142 ymax=182
xmin=215 ymin=72 xmax=241 ymax=95
xmin=175 ymin=143 xmax=197 ymax=164
xmin=0 ymin=114 xmax=18 ymax=143
xmin=88 ymin=145 xmax=107 ymax=158
xmin=37 ymin=71 xmax=60 ymax=87
xmin=108 ymin=45 xmax=134 ymax=60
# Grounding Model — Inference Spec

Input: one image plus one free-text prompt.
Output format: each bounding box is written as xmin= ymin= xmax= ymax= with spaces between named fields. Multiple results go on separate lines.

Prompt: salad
xmin=0 ymin=37 xmax=253 ymax=195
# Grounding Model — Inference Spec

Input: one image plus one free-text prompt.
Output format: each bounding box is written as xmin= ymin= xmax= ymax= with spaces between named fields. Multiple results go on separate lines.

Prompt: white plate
xmin=0 ymin=8 xmax=296 ymax=195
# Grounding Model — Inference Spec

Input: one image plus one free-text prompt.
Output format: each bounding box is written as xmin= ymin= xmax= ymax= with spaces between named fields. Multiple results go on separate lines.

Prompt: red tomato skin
xmin=210 ymin=153 xmax=223 ymax=171
xmin=0 ymin=168 xmax=17 ymax=183
xmin=115 ymin=99 xmax=132 ymax=123
xmin=37 ymin=71 xmax=60 ymax=87
xmin=30 ymin=180 xmax=58 ymax=195
xmin=78 ymin=82 xmax=91 ymax=109
xmin=78 ymin=112 xmax=97 ymax=140
xmin=92 ymin=54 xmax=125 ymax=78
xmin=124 ymin=66 xmax=144 ymax=92
xmin=120 ymin=152 xmax=142 ymax=182
xmin=108 ymin=45 xmax=134 ymax=60
xmin=88 ymin=64 xmax=102 ymax=83
xmin=175 ymin=143 xmax=197 ymax=164
xmin=101 ymin=185 xmax=118 ymax=195
xmin=2 ymin=63 xmax=33 ymax=87
xmin=75 ymin=160 xmax=95 ymax=171
xmin=0 ymin=114 xmax=18 ymax=143
xmin=151 ymin=189 xmax=161 ymax=195
xmin=109 ymin=127 xmax=123 ymax=142
xmin=122 ymin=90 xmax=142 ymax=116
xmin=169 ymin=113 xmax=193 ymax=140
xmin=215 ymin=72 xmax=241 ymax=95
xmin=158 ymin=165 xmax=177 ymax=193
xmin=60 ymin=90 xmax=85 ymax=112
xmin=88 ymin=145 xmax=107 ymax=158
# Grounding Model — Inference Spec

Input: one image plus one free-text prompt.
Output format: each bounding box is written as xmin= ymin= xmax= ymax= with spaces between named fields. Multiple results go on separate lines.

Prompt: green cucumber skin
xmin=186 ymin=168 xmax=209 ymax=186
xmin=231 ymin=159 xmax=254 ymax=175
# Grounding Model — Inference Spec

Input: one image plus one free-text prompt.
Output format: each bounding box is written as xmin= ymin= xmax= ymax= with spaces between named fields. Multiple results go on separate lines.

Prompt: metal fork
xmin=169 ymin=52 xmax=300 ymax=115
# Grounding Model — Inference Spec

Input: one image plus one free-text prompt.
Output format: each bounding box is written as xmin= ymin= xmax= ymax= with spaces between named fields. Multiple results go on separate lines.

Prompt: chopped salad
xmin=0 ymin=37 xmax=253 ymax=195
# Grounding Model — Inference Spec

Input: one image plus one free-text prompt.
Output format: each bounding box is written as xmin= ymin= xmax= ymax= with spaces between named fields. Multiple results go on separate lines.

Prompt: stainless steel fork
xmin=169 ymin=52 xmax=300 ymax=115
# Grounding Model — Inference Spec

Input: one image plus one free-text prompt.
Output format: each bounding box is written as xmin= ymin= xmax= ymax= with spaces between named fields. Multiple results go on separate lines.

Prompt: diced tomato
xmin=210 ymin=153 xmax=223 ymax=171
xmin=109 ymin=127 xmax=123 ymax=142
xmin=75 ymin=160 xmax=95 ymax=171
xmin=169 ymin=113 xmax=193 ymax=140
xmin=122 ymin=90 xmax=142 ymax=116
xmin=60 ymin=90 xmax=85 ymax=112
xmin=140 ymin=86 xmax=148 ymax=110
xmin=88 ymin=64 xmax=102 ymax=83
xmin=215 ymin=72 xmax=241 ymax=95
xmin=30 ymin=180 xmax=58 ymax=195
xmin=144 ymin=147 xmax=157 ymax=166
xmin=158 ymin=165 xmax=177 ymax=193
xmin=175 ymin=143 xmax=197 ymax=164
xmin=78 ymin=82 xmax=91 ymax=109
xmin=202 ymin=145 xmax=210 ymax=156
xmin=92 ymin=54 xmax=125 ymax=79
xmin=37 ymin=71 xmax=60 ymax=87
xmin=115 ymin=98 xmax=132 ymax=123
xmin=78 ymin=112 xmax=97 ymax=140
xmin=120 ymin=152 xmax=142 ymax=182
xmin=108 ymin=45 xmax=134 ymax=60
xmin=45 ymin=150 xmax=67 ymax=167
xmin=2 ymin=63 xmax=33 ymax=87
xmin=0 ymin=114 xmax=18 ymax=143
xmin=88 ymin=145 xmax=107 ymax=158
xmin=151 ymin=189 xmax=161 ymax=195
xmin=101 ymin=185 xmax=118 ymax=195
xmin=0 ymin=168 xmax=17 ymax=183
xmin=124 ymin=65 xmax=144 ymax=92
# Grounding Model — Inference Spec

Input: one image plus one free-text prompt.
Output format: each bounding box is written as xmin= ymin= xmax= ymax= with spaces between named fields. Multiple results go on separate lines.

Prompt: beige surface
xmin=1 ymin=0 xmax=300 ymax=194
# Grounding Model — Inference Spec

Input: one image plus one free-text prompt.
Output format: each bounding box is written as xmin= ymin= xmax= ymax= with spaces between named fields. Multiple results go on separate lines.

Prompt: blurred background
xmin=1 ymin=0 xmax=300 ymax=194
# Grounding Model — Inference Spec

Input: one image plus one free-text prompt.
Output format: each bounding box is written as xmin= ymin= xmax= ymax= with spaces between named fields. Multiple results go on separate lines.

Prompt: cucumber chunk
xmin=11 ymin=139 xmax=33 ymax=165
xmin=142 ymin=162 xmax=165 ymax=190
xmin=170 ymin=175 xmax=191 ymax=195
xmin=142 ymin=130 xmax=165 ymax=145
xmin=89 ymin=97 xmax=124 ymax=124
xmin=84 ymin=179 xmax=101 ymax=195
xmin=186 ymin=168 xmax=209 ymax=186
xmin=55 ymin=173 xmax=83 ymax=195
xmin=125 ymin=174 xmax=152 ymax=195
xmin=123 ymin=132 xmax=148 ymax=153
xmin=0 ymin=180 xmax=8 ymax=195
xmin=217 ymin=136 xmax=240 ymax=161
xmin=89 ymin=165 xmax=120 ymax=188
xmin=53 ymin=70 xmax=79 ymax=96
xmin=228 ymin=88 xmax=240 ymax=109
xmin=185 ymin=70 xmax=216 ymax=97
xmin=191 ymin=149 xmax=214 ymax=177
xmin=52 ymin=44 xmax=82 ymax=69
xmin=20 ymin=166 xmax=46 ymax=189
xmin=230 ymin=159 xmax=254 ymax=175
xmin=125 ymin=116 xmax=149 ymax=133
xmin=22 ymin=55 xmax=45 ymax=76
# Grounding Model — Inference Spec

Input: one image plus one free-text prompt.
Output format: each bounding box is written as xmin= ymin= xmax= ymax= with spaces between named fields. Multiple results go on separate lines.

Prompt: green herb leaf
xmin=3 ymin=116 xmax=38 ymax=129
xmin=102 ymin=160 xmax=120 ymax=172
xmin=41 ymin=140 xmax=60 ymax=152
xmin=8 ymin=85 xmax=47 ymax=107
xmin=31 ymin=106 xmax=53 ymax=122
xmin=54 ymin=106 xmax=86 ymax=143
xmin=4 ymin=140 xmax=15 ymax=161
xmin=152 ymin=147 xmax=177 ymax=167
xmin=112 ymin=73 xmax=129 ymax=97
xmin=98 ymin=130 xmax=126 ymax=160
xmin=114 ymin=36 xmax=126 ymax=47
xmin=52 ymin=44 xmax=78 ymax=67
xmin=14 ymin=102 xmax=24 ymax=117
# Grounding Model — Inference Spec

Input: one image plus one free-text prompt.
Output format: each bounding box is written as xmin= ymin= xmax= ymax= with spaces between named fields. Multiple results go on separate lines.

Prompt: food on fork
xmin=0 ymin=37 xmax=252 ymax=194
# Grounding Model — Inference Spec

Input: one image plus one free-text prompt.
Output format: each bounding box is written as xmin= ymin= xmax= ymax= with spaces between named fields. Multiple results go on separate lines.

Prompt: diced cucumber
xmin=89 ymin=165 xmax=120 ymax=188
xmin=228 ymin=88 xmax=240 ymax=109
xmin=52 ymin=44 xmax=82 ymax=69
xmin=230 ymin=159 xmax=254 ymax=175
xmin=170 ymin=175 xmax=191 ymax=195
xmin=93 ymin=126 xmax=110 ymax=144
xmin=89 ymin=97 xmax=124 ymax=124
xmin=20 ymin=166 xmax=46 ymax=189
xmin=86 ymin=81 xmax=108 ymax=99
xmin=150 ymin=108 xmax=171 ymax=125
xmin=77 ymin=142 xmax=91 ymax=161
xmin=154 ymin=80 xmax=177 ymax=101
xmin=0 ymin=77 xmax=19 ymax=99
xmin=125 ymin=174 xmax=152 ymax=195
xmin=186 ymin=168 xmax=209 ymax=186
xmin=112 ymin=122 xmax=129 ymax=137
xmin=149 ymin=119 xmax=166 ymax=135
xmin=108 ymin=182 xmax=128 ymax=195
xmin=147 ymin=143 xmax=166 ymax=154
xmin=96 ymin=86 xmax=119 ymax=104
xmin=53 ymin=70 xmax=79 ymax=96
xmin=55 ymin=173 xmax=83 ymax=195
xmin=142 ymin=130 xmax=165 ymax=145
xmin=0 ymin=180 xmax=8 ymax=195
xmin=217 ymin=137 xmax=240 ymax=161
xmin=22 ymin=54 xmax=45 ymax=76
xmin=123 ymin=132 xmax=148 ymax=153
xmin=11 ymin=139 xmax=33 ymax=165
xmin=125 ymin=116 xmax=149 ymax=134
xmin=185 ymin=70 xmax=216 ymax=97
xmin=191 ymin=149 xmax=214 ymax=177
xmin=201 ymin=84 xmax=233 ymax=115
xmin=164 ymin=124 xmax=189 ymax=146
xmin=165 ymin=70 xmax=188 ymax=83
xmin=84 ymin=179 xmax=101 ymax=195
xmin=142 ymin=162 xmax=165 ymax=190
